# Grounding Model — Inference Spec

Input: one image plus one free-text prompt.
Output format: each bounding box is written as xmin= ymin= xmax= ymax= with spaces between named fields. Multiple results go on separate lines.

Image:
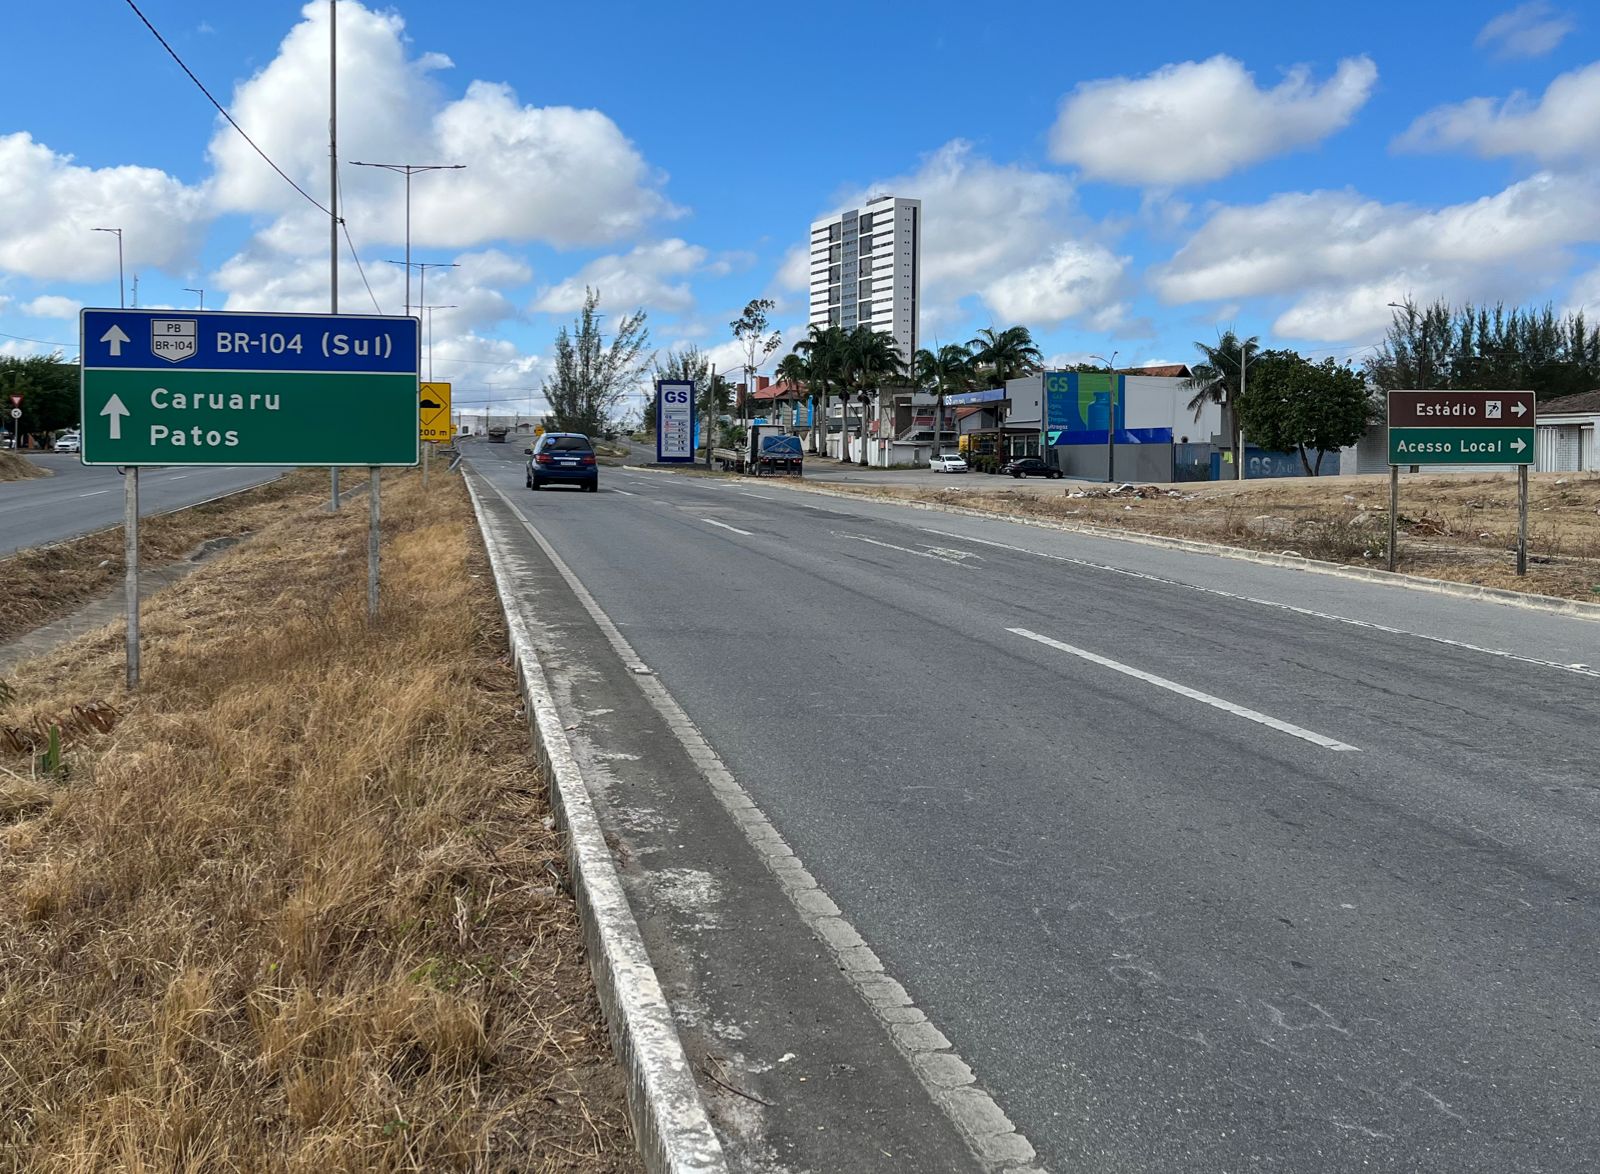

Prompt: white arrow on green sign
xmin=80 ymin=308 xmax=420 ymax=467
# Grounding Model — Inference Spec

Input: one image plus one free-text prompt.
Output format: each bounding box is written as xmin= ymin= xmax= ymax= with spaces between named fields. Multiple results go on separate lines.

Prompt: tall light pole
xmin=1090 ymin=351 xmax=1119 ymax=482
xmin=93 ymin=227 xmax=124 ymax=308
xmin=183 ymin=288 xmax=205 ymax=309
xmin=386 ymin=260 xmax=458 ymax=318
xmin=351 ymin=162 xmax=465 ymax=315
xmin=422 ymin=304 xmax=457 ymax=382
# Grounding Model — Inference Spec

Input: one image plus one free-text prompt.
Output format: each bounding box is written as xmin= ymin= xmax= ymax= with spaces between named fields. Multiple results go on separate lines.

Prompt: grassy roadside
xmin=0 ymin=468 xmax=638 ymax=1171
xmin=801 ymin=471 xmax=1600 ymax=601
xmin=0 ymin=450 xmax=50 ymax=481
xmin=1 ymin=470 xmax=343 ymax=644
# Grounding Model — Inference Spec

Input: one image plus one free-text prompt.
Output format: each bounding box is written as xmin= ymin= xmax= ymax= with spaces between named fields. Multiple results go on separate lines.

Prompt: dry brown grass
xmin=0 ymin=469 xmax=637 ymax=1172
xmin=0 ymin=470 xmax=333 ymax=644
xmin=833 ymin=471 xmax=1600 ymax=601
xmin=0 ymin=450 xmax=49 ymax=482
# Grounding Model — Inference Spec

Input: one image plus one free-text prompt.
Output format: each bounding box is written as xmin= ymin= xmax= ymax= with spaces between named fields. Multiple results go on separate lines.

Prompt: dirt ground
xmin=0 ymin=450 xmax=49 ymax=481
xmin=827 ymin=470 xmax=1600 ymax=601
xmin=0 ymin=467 xmax=639 ymax=1172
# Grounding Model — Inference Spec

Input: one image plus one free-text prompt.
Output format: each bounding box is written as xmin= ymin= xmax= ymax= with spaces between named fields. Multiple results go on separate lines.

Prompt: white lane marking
xmin=474 ymin=473 xmax=1042 ymax=1171
xmin=702 ymin=518 xmax=753 ymax=536
xmin=740 ymin=491 xmax=775 ymax=500
xmin=1010 ymin=626 xmax=1360 ymax=752
xmin=612 ymin=489 xmax=638 ymax=496
xmin=839 ymin=532 xmax=973 ymax=569
xmin=77 ymin=490 xmax=111 ymax=498
xmin=928 ymin=528 xmax=1600 ymax=680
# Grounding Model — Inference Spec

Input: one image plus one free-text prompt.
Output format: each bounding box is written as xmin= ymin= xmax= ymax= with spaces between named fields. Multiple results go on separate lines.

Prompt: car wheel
xmin=587 ymin=482 xmax=599 ymax=493
xmin=530 ymin=478 xmax=541 ymax=490
xmin=1012 ymin=471 xmax=1022 ymax=478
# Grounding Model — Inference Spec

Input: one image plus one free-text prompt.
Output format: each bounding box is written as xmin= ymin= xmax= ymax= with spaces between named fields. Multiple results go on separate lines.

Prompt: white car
xmin=53 ymin=432 xmax=81 ymax=453
xmin=929 ymin=452 xmax=968 ymax=473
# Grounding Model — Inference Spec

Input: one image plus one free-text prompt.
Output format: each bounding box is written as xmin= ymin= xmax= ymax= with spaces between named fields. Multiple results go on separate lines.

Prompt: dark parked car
xmin=1000 ymin=456 xmax=1061 ymax=479
xmin=526 ymin=432 xmax=599 ymax=491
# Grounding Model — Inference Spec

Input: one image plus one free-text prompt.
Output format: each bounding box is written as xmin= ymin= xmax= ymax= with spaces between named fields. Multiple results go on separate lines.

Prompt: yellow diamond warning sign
xmin=420 ymin=382 xmax=452 ymax=443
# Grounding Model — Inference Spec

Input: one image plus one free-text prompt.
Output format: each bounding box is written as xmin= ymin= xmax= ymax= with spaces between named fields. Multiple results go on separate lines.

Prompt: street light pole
xmin=1090 ymin=351 xmax=1118 ymax=482
xmin=422 ymin=304 xmax=457 ymax=382
xmin=183 ymin=288 xmax=205 ymax=309
xmin=93 ymin=227 xmax=124 ymax=307
xmin=351 ymin=162 xmax=465 ymax=316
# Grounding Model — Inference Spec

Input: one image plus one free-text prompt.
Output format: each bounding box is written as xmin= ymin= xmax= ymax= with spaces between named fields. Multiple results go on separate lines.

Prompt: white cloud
xmin=533 ymin=239 xmax=706 ymax=315
xmin=1048 ymin=54 xmax=1377 ymax=185
xmin=211 ymin=2 xmax=675 ymax=251
xmin=21 ymin=295 xmax=78 ymax=320
xmin=1476 ymin=2 xmax=1575 ymax=59
xmin=1153 ymin=172 xmax=1600 ymax=340
xmin=1566 ymin=264 xmax=1600 ymax=315
xmin=981 ymin=242 xmax=1126 ymax=325
xmin=829 ymin=140 xmax=1121 ymax=334
xmin=1395 ymin=60 xmax=1600 ymax=165
xmin=0 ymin=132 xmax=207 ymax=282
xmin=775 ymin=244 xmax=810 ymax=292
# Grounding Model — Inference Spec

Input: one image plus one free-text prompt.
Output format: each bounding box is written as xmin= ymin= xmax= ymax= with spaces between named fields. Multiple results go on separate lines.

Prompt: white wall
xmin=1122 ymin=376 xmax=1220 ymax=440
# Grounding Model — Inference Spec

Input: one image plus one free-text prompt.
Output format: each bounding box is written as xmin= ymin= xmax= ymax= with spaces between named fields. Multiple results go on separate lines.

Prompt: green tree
xmin=843 ymin=327 xmax=907 ymax=465
xmin=542 ymin=288 xmax=650 ymax=437
xmin=796 ymin=325 xmax=849 ymax=457
xmin=1365 ymin=298 xmax=1600 ymax=402
xmin=967 ymin=326 xmax=1042 ymax=460
xmin=1236 ymin=351 xmax=1369 ymax=474
xmin=0 ymin=354 xmax=78 ymax=445
xmin=1182 ymin=331 xmax=1259 ymax=471
xmin=774 ymin=350 xmax=813 ymax=442
xmin=730 ymin=297 xmax=781 ymax=430
xmin=913 ymin=343 xmax=974 ymax=459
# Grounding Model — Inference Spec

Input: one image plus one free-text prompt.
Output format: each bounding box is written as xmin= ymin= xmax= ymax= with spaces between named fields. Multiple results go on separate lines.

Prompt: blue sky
xmin=3 ymin=0 xmax=1599 ymax=419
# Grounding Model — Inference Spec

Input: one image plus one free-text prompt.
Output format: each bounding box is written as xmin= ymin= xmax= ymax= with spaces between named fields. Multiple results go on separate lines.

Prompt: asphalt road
xmin=0 ymin=453 xmax=288 ymax=555
xmin=467 ymin=444 xmax=1600 ymax=1172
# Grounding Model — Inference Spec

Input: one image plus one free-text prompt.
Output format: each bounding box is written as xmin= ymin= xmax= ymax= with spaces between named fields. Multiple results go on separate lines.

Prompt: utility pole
xmin=1091 ymin=351 xmax=1118 ymax=482
xmin=329 ymin=0 xmax=340 ymax=512
xmin=351 ymin=162 xmax=465 ymax=316
xmin=1237 ymin=340 xmax=1248 ymax=481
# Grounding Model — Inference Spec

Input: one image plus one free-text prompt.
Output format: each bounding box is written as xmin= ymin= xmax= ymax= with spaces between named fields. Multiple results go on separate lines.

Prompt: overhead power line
xmin=123 ymin=0 xmax=332 ymax=217
xmin=335 ymin=164 xmax=382 ymax=314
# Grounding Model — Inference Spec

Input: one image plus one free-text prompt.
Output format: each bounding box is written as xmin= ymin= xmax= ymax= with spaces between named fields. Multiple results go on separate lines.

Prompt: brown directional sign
xmin=1388 ymin=390 xmax=1535 ymax=428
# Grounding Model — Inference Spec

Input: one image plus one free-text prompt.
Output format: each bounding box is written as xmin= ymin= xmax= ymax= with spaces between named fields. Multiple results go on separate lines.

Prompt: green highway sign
xmin=1388 ymin=426 xmax=1534 ymax=464
xmin=80 ymin=308 xmax=419 ymax=466
xmin=1386 ymin=390 xmax=1536 ymax=466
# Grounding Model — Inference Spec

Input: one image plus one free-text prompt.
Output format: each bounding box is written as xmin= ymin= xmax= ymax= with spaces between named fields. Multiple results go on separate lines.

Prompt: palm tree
xmin=774 ymin=351 xmax=811 ymax=439
xmin=1183 ymin=331 xmax=1258 ymax=474
xmin=796 ymin=325 xmax=848 ymax=457
xmin=967 ymin=326 xmax=1042 ymax=462
xmin=844 ymin=327 xmax=907 ymax=465
xmin=914 ymin=343 xmax=974 ymax=462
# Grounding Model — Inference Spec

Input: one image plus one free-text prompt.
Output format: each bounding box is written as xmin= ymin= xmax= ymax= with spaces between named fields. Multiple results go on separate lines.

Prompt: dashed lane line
xmin=1009 ymin=626 xmax=1359 ymax=752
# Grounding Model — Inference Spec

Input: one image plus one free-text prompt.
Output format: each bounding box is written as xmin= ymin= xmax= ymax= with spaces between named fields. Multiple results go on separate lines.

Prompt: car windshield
xmin=545 ymin=436 xmax=591 ymax=451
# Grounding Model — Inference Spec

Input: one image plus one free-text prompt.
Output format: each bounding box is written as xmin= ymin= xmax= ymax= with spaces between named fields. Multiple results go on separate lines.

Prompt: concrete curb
xmin=463 ymin=473 xmax=728 ymax=1174
xmin=643 ymin=470 xmax=1600 ymax=622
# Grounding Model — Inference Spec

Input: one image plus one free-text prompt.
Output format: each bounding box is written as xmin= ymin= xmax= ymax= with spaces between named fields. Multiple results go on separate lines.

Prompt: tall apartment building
xmin=808 ymin=195 xmax=920 ymax=364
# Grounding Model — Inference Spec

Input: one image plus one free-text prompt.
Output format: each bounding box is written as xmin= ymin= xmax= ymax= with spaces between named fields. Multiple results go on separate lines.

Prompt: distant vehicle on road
xmin=53 ymin=431 xmax=81 ymax=453
xmin=930 ymin=453 xmax=968 ymax=473
xmin=713 ymin=425 xmax=803 ymax=475
xmin=1001 ymin=456 xmax=1061 ymax=479
xmin=526 ymin=432 xmax=598 ymax=492
xmin=487 ymin=426 xmax=510 ymax=443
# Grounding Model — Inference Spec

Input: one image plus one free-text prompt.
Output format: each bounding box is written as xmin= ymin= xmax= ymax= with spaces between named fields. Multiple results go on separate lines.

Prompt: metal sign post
xmin=368 ymin=468 xmax=381 ymax=621
xmin=80 ymin=308 xmax=419 ymax=680
xmin=1385 ymin=389 xmax=1537 ymax=576
xmin=124 ymin=467 xmax=140 ymax=688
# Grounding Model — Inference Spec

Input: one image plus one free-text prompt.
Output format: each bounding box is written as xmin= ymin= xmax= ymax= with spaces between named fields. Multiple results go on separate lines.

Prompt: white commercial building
xmin=809 ymin=195 xmax=920 ymax=365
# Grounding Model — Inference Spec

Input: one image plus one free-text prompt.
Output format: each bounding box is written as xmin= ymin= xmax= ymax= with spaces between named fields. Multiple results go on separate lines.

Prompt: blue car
xmin=526 ymin=432 xmax=599 ymax=492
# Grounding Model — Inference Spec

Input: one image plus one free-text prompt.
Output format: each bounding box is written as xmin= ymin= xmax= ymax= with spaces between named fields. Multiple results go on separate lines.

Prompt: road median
xmin=0 ymin=467 xmax=640 ymax=1170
